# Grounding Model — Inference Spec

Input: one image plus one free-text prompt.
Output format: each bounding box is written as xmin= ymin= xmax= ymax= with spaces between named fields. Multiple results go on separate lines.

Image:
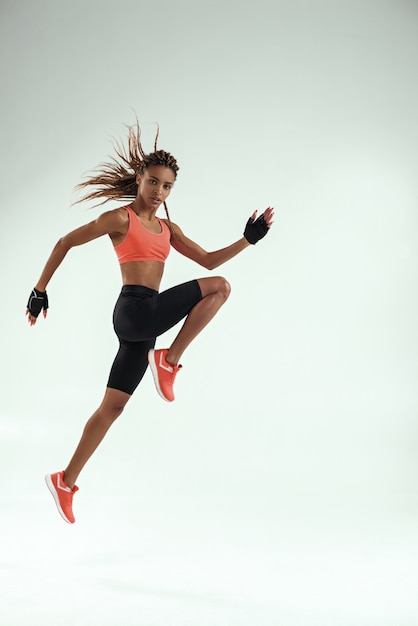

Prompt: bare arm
xmin=27 ymin=209 xmax=126 ymax=325
xmin=169 ymin=207 xmax=274 ymax=270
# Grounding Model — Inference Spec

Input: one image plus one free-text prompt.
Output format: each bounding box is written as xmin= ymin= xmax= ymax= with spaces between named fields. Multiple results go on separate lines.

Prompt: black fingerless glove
xmin=27 ymin=288 xmax=49 ymax=318
xmin=243 ymin=214 xmax=270 ymax=244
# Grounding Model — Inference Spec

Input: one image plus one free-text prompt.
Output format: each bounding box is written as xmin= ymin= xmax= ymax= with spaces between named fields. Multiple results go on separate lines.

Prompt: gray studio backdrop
xmin=1 ymin=1 xmax=417 ymax=625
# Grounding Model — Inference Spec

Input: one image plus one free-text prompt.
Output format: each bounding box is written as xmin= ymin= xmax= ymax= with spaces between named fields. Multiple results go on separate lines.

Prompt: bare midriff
xmin=120 ymin=260 xmax=165 ymax=291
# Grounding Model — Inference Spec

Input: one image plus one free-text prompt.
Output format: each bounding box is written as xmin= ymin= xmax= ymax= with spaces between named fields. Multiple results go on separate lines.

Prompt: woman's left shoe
xmin=148 ymin=348 xmax=182 ymax=402
xmin=45 ymin=471 xmax=79 ymax=524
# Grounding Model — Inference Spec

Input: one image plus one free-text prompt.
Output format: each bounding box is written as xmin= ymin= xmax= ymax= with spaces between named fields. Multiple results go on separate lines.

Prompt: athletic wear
xmin=148 ymin=348 xmax=182 ymax=402
xmin=114 ymin=205 xmax=171 ymax=264
xmin=244 ymin=213 xmax=269 ymax=244
xmin=107 ymin=280 xmax=202 ymax=395
xmin=27 ymin=288 xmax=48 ymax=318
xmin=45 ymin=471 xmax=79 ymax=524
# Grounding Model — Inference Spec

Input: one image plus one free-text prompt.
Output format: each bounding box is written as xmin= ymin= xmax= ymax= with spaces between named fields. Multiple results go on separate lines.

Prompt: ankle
xmin=165 ymin=350 xmax=179 ymax=366
xmin=63 ymin=471 xmax=75 ymax=490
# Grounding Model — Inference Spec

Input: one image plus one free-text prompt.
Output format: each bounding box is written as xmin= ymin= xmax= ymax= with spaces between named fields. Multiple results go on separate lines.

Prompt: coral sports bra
xmin=114 ymin=205 xmax=171 ymax=264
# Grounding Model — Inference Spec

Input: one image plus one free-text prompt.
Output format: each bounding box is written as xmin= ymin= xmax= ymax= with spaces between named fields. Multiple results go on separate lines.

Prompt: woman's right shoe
xmin=45 ymin=471 xmax=78 ymax=524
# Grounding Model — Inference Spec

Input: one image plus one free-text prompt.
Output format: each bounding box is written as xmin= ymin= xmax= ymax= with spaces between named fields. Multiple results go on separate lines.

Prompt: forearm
xmin=35 ymin=239 xmax=70 ymax=291
xmin=205 ymin=237 xmax=251 ymax=270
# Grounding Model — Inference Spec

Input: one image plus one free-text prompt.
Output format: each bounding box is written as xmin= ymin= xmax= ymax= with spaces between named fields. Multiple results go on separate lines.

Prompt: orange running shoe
xmin=45 ymin=471 xmax=79 ymax=524
xmin=148 ymin=348 xmax=182 ymax=402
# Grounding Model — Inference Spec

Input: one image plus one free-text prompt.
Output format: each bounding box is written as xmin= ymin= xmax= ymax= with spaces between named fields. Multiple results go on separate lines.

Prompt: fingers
xmin=250 ymin=207 xmax=275 ymax=226
xmin=262 ymin=206 xmax=275 ymax=227
xmin=25 ymin=309 xmax=38 ymax=326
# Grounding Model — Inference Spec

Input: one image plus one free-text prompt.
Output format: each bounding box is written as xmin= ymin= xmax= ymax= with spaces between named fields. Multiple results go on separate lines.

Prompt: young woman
xmin=26 ymin=121 xmax=274 ymax=524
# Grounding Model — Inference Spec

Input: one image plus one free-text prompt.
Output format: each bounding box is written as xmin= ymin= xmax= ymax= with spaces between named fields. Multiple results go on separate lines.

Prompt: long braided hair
xmin=74 ymin=119 xmax=179 ymax=228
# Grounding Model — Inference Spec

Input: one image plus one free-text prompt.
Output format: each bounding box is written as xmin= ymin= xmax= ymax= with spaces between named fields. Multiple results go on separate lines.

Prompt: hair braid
xmin=74 ymin=119 xmax=179 ymax=232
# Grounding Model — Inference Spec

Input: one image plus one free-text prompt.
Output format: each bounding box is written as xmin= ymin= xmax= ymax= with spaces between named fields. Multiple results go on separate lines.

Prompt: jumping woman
xmin=26 ymin=121 xmax=274 ymax=524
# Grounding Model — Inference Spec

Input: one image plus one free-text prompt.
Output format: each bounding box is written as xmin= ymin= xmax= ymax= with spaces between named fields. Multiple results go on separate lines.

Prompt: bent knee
xmin=198 ymin=276 xmax=231 ymax=300
xmin=214 ymin=276 xmax=231 ymax=300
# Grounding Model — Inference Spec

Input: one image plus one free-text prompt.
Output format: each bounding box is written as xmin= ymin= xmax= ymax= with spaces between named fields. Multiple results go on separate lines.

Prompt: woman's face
xmin=136 ymin=166 xmax=175 ymax=209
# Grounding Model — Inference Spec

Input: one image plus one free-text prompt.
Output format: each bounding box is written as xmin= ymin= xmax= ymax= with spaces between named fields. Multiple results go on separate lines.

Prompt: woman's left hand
xmin=243 ymin=206 xmax=275 ymax=244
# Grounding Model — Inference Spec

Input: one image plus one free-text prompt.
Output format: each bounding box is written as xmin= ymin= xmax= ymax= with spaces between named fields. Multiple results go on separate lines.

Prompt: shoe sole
xmin=148 ymin=350 xmax=171 ymax=402
xmin=45 ymin=474 xmax=73 ymax=524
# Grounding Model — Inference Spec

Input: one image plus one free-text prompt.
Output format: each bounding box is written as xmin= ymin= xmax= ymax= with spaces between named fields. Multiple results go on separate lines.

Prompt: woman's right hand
xmin=26 ymin=288 xmax=48 ymax=326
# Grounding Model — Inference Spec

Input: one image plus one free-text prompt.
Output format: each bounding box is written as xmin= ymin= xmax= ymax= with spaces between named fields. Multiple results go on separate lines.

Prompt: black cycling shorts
xmin=107 ymin=280 xmax=202 ymax=395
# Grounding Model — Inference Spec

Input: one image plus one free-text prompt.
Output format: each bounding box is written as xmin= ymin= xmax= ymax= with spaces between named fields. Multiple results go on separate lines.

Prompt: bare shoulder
xmin=62 ymin=205 xmax=130 ymax=248
xmin=162 ymin=219 xmax=183 ymax=240
xmin=98 ymin=206 xmax=129 ymax=237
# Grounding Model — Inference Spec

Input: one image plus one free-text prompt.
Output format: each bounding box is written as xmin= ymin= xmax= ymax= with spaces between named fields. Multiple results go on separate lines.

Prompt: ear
xmin=136 ymin=173 xmax=142 ymax=185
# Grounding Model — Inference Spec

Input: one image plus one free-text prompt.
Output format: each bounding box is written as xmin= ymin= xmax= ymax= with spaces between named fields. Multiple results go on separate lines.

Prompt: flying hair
xmin=74 ymin=117 xmax=179 ymax=229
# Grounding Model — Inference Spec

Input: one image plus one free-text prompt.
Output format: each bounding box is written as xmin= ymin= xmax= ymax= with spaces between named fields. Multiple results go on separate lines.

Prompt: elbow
xmin=204 ymin=260 xmax=218 ymax=271
xmin=56 ymin=236 xmax=72 ymax=255
xmin=204 ymin=253 xmax=219 ymax=271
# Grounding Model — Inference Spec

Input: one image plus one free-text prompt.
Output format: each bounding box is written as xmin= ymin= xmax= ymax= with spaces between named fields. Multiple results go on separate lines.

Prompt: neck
xmin=131 ymin=198 xmax=157 ymax=220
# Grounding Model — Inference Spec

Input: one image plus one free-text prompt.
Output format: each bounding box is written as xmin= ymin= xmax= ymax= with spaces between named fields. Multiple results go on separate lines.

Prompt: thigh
xmin=113 ymin=280 xmax=202 ymax=342
xmin=153 ymin=279 xmax=203 ymax=336
xmin=107 ymin=337 xmax=155 ymax=395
